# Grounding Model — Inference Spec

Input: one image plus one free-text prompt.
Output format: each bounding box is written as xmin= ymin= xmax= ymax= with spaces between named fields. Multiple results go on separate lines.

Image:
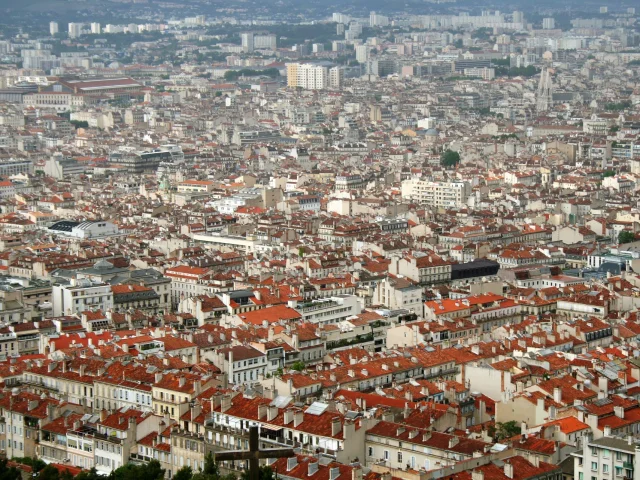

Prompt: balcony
xmin=623 ymin=462 xmax=633 ymax=469
xmin=424 ymin=367 xmax=459 ymax=380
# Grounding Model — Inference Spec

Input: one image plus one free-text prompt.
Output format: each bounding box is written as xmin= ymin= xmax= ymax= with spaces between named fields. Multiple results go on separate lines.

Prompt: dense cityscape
xmin=0 ymin=1 xmax=637 ymax=480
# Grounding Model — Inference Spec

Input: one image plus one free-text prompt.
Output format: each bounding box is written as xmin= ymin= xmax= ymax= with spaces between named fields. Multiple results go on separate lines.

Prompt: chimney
xmin=448 ymin=436 xmax=459 ymax=449
xmin=155 ymin=373 xmax=163 ymax=383
xmin=504 ymin=463 xmax=513 ymax=479
xmin=308 ymin=462 xmax=319 ymax=477
xmin=351 ymin=467 xmax=363 ymax=480
xmin=221 ymin=394 xmax=232 ymax=413
xmin=599 ymin=377 xmax=609 ymax=394
xmin=179 ymin=376 xmax=186 ymax=387
xmin=329 ymin=467 xmax=341 ymax=480
xmin=287 ymin=457 xmax=297 ymax=471
xmin=100 ymin=409 xmax=108 ymax=422
xmin=614 ymin=406 xmax=625 ymax=419
xmin=191 ymin=403 xmax=202 ymax=420
xmin=28 ymin=400 xmax=38 ymax=411
xmin=553 ymin=387 xmax=562 ymax=404
xmin=267 ymin=405 xmax=278 ymax=422
xmin=343 ymin=419 xmax=355 ymax=440
xmin=294 ymin=410 xmax=304 ymax=427
xmin=284 ymin=409 xmax=294 ymax=425
xmin=331 ymin=417 xmax=342 ymax=436
xmin=258 ymin=404 xmax=268 ymax=420
xmin=471 ymin=471 xmax=484 ymax=480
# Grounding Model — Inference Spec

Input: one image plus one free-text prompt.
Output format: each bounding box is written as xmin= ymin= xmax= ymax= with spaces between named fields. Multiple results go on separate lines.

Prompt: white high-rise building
xmin=329 ymin=66 xmax=344 ymax=88
xmin=68 ymin=23 xmax=82 ymax=38
xmin=512 ymin=11 xmax=524 ymax=23
xmin=286 ymin=63 xmax=328 ymax=90
xmin=241 ymin=32 xmax=254 ymax=53
xmin=542 ymin=17 xmax=555 ymax=29
xmin=332 ymin=13 xmax=351 ymax=24
xmin=50 ymin=21 xmax=59 ymax=36
xmin=400 ymin=179 xmax=472 ymax=208
xmin=90 ymin=22 xmax=101 ymax=34
xmin=369 ymin=11 xmax=389 ymax=27
xmin=254 ymin=34 xmax=276 ymax=50
xmin=356 ymin=45 xmax=369 ymax=63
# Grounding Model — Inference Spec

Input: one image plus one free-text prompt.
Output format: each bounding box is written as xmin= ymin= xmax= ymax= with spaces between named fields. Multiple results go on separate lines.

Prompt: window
xmin=397 ymin=452 xmax=402 ymax=463
xmin=592 ymin=462 xmax=598 ymax=471
xmin=603 ymin=449 xmax=610 ymax=459
xmin=383 ymin=450 xmax=389 ymax=461
xmin=603 ymin=465 xmax=609 ymax=474
xmin=368 ymin=447 xmax=373 ymax=457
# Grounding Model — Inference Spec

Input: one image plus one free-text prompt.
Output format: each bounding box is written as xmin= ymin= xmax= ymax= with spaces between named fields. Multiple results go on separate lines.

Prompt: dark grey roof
xmin=49 ymin=221 xmax=80 ymax=232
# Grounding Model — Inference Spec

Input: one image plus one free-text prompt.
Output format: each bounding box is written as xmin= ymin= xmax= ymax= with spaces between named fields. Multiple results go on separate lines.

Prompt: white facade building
xmin=68 ymin=23 xmax=83 ymax=38
xmin=400 ymin=179 xmax=472 ymax=208
xmin=52 ymin=279 xmax=114 ymax=317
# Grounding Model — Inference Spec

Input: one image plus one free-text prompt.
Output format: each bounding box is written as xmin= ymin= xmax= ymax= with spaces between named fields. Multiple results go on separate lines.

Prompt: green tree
xmin=174 ymin=467 xmax=193 ymax=480
xmin=441 ymin=149 xmax=461 ymax=168
xmin=70 ymin=120 xmax=89 ymax=129
xmin=0 ymin=459 xmax=21 ymax=480
xmin=75 ymin=468 xmax=103 ymax=480
xmin=494 ymin=421 xmax=521 ymax=441
xmin=241 ymin=466 xmax=273 ymax=480
xmin=12 ymin=457 xmax=46 ymax=472
xmin=204 ymin=452 xmax=218 ymax=476
xmin=60 ymin=470 xmax=74 ymax=480
xmin=38 ymin=465 xmax=61 ymax=480
xmin=110 ymin=460 xmax=165 ymax=480
xmin=291 ymin=361 xmax=305 ymax=371
xmin=619 ymin=231 xmax=636 ymax=244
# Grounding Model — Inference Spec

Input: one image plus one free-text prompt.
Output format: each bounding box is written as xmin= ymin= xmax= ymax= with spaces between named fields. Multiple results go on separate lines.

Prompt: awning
xmin=260 ymin=424 xmax=283 ymax=431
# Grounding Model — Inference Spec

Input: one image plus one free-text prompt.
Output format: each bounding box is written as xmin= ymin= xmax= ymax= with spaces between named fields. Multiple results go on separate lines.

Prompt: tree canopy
xmin=619 ymin=231 xmax=636 ymax=244
xmin=492 ymin=421 xmax=521 ymax=441
xmin=441 ymin=149 xmax=461 ymax=168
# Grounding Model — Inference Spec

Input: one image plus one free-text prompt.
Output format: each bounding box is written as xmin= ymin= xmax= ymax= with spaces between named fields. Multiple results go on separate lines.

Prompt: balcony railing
xmin=424 ymin=367 xmax=459 ymax=379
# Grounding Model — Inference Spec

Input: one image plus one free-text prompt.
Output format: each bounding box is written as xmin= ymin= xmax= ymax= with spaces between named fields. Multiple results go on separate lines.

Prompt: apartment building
xmin=206 ymin=393 xmax=372 ymax=465
xmin=365 ymin=421 xmax=490 ymax=470
xmin=400 ymin=179 xmax=472 ymax=208
xmin=573 ymin=436 xmax=637 ymax=480
xmin=52 ymin=279 xmax=114 ymax=317
xmin=286 ymin=63 xmax=328 ymax=90
xmin=151 ymin=373 xmax=213 ymax=422
xmin=214 ymin=345 xmax=267 ymax=385
xmin=293 ymin=295 xmax=361 ymax=326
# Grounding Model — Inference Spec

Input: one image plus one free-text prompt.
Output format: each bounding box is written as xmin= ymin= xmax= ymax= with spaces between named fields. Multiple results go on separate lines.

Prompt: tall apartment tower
xmin=50 ymin=21 xmax=59 ymax=36
xmin=91 ymin=23 xmax=101 ymax=34
xmin=542 ymin=17 xmax=555 ymax=29
xmin=286 ymin=63 xmax=328 ymax=90
xmin=355 ymin=45 xmax=369 ymax=63
xmin=536 ymin=67 xmax=553 ymax=112
xmin=241 ymin=32 xmax=254 ymax=53
xmin=68 ymin=23 xmax=82 ymax=38
xmin=329 ymin=66 xmax=344 ymax=88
